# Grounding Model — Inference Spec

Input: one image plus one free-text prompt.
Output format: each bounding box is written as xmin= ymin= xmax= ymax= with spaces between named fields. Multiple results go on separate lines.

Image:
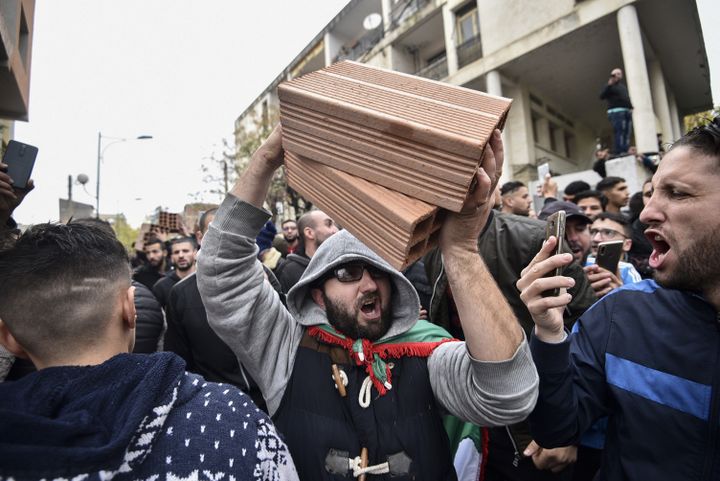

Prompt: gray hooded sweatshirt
xmin=197 ymin=195 xmax=538 ymax=423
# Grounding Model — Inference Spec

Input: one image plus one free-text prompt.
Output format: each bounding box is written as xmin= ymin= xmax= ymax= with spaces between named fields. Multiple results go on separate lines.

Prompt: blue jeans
xmin=608 ymin=109 xmax=633 ymax=154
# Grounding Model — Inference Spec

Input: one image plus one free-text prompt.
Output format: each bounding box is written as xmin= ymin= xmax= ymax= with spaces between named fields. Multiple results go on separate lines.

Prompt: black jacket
xmin=275 ymin=252 xmax=310 ymax=293
xmin=163 ymin=273 xmax=267 ymax=411
xmin=599 ymin=82 xmax=633 ymax=110
xmin=132 ymin=264 xmax=163 ymax=291
xmin=274 ymin=335 xmax=455 ymax=481
xmin=132 ymin=281 xmax=164 ymax=353
xmin=152 ymin=270 xmax=181 ymax=309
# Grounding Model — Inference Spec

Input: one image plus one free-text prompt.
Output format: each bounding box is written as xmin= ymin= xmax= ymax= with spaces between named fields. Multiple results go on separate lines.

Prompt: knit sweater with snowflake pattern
xmin=0 ymin=352 xmax=298 ymax=481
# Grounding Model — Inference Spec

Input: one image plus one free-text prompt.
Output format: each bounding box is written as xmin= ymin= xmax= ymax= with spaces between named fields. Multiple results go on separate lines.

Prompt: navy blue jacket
xmin=0 ymin=353 xmax=297 ymax=480
xmin=530 ymin=280 xmax=720 ymax=480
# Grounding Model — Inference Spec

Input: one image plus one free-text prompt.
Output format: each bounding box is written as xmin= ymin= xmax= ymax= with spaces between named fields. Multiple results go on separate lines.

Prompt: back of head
xmin=596 ymin=176 xmax=625 ymax=193
xmin=198 ymin=207 xmax=218 ymax=235
xmin=0 ymin=222 xmax=131 ymax=362
xmin=296 ymin=210 xmax=319 ymax=254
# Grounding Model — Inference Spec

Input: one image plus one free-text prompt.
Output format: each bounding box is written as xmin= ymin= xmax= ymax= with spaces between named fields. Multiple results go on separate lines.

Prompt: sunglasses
xmin=329 ymin=263 xmax=388 ymax=283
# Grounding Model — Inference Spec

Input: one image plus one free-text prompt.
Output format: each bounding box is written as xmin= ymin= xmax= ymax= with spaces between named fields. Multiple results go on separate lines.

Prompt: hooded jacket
xmin=0 ymin=352 xmax=297 ymax=481
xmin=197 ymin=196 xmax=538 ymax=428
xmin=275 ymin=251 xmax=310 ymax=293
xmin=132 ymin=280 xmax=164 ymax=353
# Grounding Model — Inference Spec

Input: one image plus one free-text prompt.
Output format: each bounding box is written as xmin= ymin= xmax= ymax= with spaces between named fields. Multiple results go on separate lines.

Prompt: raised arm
xmin=197 ymin=125 xmax=303 ymax=416
xmin=428 ymin=130 xmax=538 ymax=425
xmin=441 ymin=130 xmax=524 ymax=360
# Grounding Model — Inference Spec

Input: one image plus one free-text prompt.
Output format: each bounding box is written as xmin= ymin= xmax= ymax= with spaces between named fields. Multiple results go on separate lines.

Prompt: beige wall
xmin=478 ymin=0 xmax=576 ymax=56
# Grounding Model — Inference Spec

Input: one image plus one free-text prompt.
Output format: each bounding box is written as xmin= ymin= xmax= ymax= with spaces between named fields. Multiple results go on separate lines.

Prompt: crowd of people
xmin=0 ymin=107 xmax=719 ymax=480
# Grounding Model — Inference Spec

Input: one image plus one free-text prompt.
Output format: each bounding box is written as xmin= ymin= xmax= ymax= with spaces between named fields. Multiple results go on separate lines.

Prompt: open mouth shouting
xmin=358 ymin=294 xmax=382 ymax=321
xmin=645 ymin=229 xmax=671 ymax=270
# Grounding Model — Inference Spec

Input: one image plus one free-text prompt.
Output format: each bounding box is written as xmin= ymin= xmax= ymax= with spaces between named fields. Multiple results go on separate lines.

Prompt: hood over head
xmin=287 ymin=229 xmax=420 ymax=340
xmin=0 ymin=353 xmax=185 ymax=477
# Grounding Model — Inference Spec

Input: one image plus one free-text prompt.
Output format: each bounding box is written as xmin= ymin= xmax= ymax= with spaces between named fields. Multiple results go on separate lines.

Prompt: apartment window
xmin=456 ymin=5 xmax=479 ymax=44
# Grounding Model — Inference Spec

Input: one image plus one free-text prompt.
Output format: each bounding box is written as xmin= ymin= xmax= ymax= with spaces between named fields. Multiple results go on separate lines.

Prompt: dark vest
xmin=273 ymin=333 xmax=457 ymax=480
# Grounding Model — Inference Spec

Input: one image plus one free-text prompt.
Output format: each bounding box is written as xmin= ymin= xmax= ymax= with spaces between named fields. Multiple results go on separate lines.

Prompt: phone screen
xmin=2 ymin=140 xmax=38 ymax=190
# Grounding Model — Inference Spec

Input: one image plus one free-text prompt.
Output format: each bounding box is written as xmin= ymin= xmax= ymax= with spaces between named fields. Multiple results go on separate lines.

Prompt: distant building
xmin=234 ymin=0 xmax=711 ymax=184
xmin=0 ymin=0 xmax=35 ymax=121
xmin=59 ymin=199 xmax=95 ymax=223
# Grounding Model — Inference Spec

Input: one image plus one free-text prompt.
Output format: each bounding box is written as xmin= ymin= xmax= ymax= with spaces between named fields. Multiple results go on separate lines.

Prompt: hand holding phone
xmin=595 ymin=240 xmax=624 ymax=273
xmin=542 ymin=210 xmax=567 ymax=297
xmin=2 ymin=140 xmax=38 ymax=190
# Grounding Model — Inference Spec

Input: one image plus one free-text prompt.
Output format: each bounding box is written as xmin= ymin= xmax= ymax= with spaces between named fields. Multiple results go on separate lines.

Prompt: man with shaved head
xmin=275 ymin=209 xmax=339 ymax=292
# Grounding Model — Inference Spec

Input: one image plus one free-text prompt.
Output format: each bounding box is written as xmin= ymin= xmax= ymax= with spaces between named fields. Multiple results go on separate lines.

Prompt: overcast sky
xmin=13 ymin=0 xmax=348 ymax=226
xmin=12 ymin=0 xmax=720 ymax=227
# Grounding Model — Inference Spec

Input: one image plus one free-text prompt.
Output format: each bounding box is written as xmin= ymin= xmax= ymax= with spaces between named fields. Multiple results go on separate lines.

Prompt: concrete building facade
xmin=0 ymin=0 xmax=34 ymax=122
xmin=234 ymin=0 xmax=711 ymax=185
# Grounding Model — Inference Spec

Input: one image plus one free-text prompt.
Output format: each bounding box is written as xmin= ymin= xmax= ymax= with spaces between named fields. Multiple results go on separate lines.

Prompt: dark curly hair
xmin=672 ymin=116 xmax=720 ymax=160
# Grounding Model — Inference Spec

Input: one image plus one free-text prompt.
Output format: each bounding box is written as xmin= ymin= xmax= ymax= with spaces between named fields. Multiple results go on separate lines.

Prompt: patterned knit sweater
xmin=0 ymin=352 xmax=298 ymax=481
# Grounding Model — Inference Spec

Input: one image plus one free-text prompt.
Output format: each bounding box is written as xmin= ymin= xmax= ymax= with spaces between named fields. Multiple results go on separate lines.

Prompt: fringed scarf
xmin=307 ymin=320 xmax=456 ymax=396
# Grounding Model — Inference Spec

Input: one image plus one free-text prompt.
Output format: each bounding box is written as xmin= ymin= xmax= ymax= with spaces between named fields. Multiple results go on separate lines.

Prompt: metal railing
xmin=390 ymin=0 xmax=431 ymax=28
xmin=457 ymin=34 xmax=483 ymax=68
xmin=415 ymin=55 xmax=448 ymax=81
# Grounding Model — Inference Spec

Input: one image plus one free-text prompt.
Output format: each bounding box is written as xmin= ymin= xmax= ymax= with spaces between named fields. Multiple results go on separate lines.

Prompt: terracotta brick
xmin=279 ymin=60 xmax=511 ymax=212
xmin=157 ymin=212 xmax=183 ymax=232
xmin=285 ymin=151 xmax=444 ymax=271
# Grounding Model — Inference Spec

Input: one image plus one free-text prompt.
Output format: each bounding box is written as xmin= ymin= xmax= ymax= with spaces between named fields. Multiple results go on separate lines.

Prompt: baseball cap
xmin=538 ymin=200 xmax=592 ymax=224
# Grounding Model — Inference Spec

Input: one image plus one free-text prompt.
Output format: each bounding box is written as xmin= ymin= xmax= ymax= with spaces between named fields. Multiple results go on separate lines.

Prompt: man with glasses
xmin=584 ymin=212 xmax=641 ymax=298
xmin=197 ymin=125 xmax=539 ymax=480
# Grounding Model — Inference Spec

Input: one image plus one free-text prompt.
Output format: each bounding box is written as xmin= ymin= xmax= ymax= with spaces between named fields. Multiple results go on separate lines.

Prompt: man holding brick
xmin=197 ymin=125 xmax=538 ymax=480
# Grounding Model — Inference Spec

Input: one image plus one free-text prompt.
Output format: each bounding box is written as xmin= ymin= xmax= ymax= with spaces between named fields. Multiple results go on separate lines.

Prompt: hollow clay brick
xmin=278 ymin=60 xmax=512 ymax=212
xmin=285 ymin=151 xmax=444 ymax=271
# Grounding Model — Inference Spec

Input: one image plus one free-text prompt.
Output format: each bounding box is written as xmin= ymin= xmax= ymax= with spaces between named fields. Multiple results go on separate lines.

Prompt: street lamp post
xmin=96 ymin=131 xmax=152 ymax=218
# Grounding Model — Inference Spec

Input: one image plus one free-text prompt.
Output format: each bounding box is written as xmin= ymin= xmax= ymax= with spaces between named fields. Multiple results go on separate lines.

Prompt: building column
xmin=485 ymin=70 xmax=511 ymax=185
xmin=667 ymin=90 xmax=682 ymax=141
xmin=442 ymin=4 xmax=459 ymax=76
xmin=617 ymin=5 xmax=656 ymax=153
xmin=381 ymin=0 xmax=393 ymax=34
xmin=649 ymin=60 xmax=673 ymax=148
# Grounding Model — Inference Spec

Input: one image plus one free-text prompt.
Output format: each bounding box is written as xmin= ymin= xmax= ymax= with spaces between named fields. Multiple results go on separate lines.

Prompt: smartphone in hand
xmin=542 ymin=210 xmax=566 ymax=297
xmin=2 ymin=140 xmax=38 ymax=190
xmin=595 ymin=240 xmax=624 ymax=273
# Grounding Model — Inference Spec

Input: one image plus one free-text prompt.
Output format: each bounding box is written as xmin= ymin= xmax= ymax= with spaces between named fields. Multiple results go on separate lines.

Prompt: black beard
xmin=322 ymin=291 xmax=391 ymax=341
xmin=176 ymin=262 xmax=193 ymax=273
xmin=654 ymin=228 xmax=720 ymax=293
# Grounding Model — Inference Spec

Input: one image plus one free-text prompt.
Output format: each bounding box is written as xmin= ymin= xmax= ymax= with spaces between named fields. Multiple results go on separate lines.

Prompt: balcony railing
xmin=415 ymin=55 xmax=448 ymax=81
xmin=333 ymin=28 xmax=383 ymax=62
xmin=457 ymin=34 xmax=483 ymax=68
xmin=390 ymin=0 xmax=431 ymax=28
